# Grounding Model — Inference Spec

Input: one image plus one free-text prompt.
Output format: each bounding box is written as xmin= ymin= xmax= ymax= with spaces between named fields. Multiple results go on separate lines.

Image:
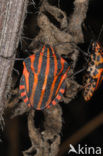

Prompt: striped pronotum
xmin=19 ymin=44 xmax=70 ymax=110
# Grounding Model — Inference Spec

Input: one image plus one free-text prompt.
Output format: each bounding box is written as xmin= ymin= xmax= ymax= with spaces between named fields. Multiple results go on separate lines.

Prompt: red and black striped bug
xmin=83 ymin=41 xmax=103 ymax=101
xmin=19 ymin=44 xmax=70 ymax=110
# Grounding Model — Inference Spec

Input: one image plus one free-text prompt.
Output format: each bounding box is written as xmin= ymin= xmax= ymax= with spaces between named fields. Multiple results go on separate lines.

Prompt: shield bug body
xmin=19 ymin=44 xmax=70 ymax=110
xmin=83 ymin=41 xmax=103 ymax=101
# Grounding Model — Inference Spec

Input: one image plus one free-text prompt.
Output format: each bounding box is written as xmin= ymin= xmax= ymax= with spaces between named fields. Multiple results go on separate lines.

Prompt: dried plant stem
xmin=0 ymin=0 xmax=28 ymax=123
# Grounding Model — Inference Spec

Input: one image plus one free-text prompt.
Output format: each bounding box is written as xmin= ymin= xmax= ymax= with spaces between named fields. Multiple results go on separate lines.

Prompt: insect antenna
xmin=12 ymin=68 xmax=20 ymax=75
xmin=0 ymin=55 xmax=24 ymax=61
xmin=0 ymin=54 xmax=24 ymax=76
xmin=53 ymin=41 xmax=90 ymax=58
xmin=97 ymin=24 xmax=103 ymax=42
xmin=69 ymin=67 xmax=87 ymax=78
xmin=73 ymin=67 xmax=87 ymax=77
